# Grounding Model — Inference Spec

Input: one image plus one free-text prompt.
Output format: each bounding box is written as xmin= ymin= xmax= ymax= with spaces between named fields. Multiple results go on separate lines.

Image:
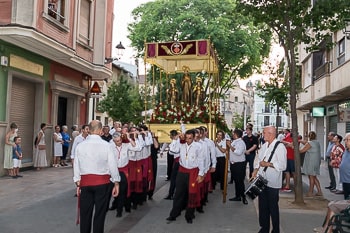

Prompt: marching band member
xmin=252 ymin=125 xmax=287 ymax=233
xmin=227 ymin=129 xmax=248 ymax=205
xmin=109 ymin=132 xmax=140 ymax=217
xmin=166 ymin=129 xmax=205 ymax=224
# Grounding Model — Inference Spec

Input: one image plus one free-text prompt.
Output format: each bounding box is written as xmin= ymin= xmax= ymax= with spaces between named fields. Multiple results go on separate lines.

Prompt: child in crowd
xmin=12 ymin=136 xmax=23 ymax=178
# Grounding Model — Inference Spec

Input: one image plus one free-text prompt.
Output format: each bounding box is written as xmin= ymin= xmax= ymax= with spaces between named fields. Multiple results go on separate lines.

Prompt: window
xmin=234 ymin=96 xmax=238 ymax=102
xmin=264 ymin=103 xmax=271 ymax=113
xmin=276 ymin=116 xmax=282 ymax=127
xmin=48 ymin=0 xmax=65 ymax=24
xmin=338 ymin=38 xmax=345 ymax=65
xmin=79 ymin=0 xmax=93 ymax=45
xmin=264 ymin=116 xmax=270 ymax=126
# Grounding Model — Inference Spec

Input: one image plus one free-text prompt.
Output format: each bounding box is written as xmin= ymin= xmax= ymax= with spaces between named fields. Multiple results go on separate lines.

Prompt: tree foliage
xmin=97 ymin=77 xmax=143 ymax=124
xmin=237 ymin=0 xmax=350 ymax=204
xmin=128 ymin=0 xmax=272 ymax=96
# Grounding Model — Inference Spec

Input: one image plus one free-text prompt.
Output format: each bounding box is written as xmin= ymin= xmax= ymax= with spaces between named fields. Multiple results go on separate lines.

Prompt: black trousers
xmin=169 ymin=171 xmax=195 ymax=220
xmin=343 ymin=182 xmax=350 ymax=200
xmin=168 ymin=161 xmax=179 ymax=197
xmin=230 ymin=161 xmax=246 ymax=198
xmin=245 ymin=152 xmax=256 ymax=178
xmin=326 ymin=156 xmax=336 ymax=188
xmin=80 ymin=183 xmax=111 ymax=233
xmin=111 ymin=172 xmax=127 ymax=214
xmin=212 ymin=157 xmax=226 ymax=190
xmin=258 ymin=187 xmax=280 ymax=233
xmin=167 ymin=152 xmax=174 ymax=180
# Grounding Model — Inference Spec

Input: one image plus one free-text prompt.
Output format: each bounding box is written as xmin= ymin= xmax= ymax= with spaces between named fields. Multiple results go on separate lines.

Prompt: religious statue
xmin=181 ymin=66 xmax=192 ymax=105
xmin=193 ymin=76 xmax=205 ymax=107
xmin=167 ymin=78 xmax=178 ymax=106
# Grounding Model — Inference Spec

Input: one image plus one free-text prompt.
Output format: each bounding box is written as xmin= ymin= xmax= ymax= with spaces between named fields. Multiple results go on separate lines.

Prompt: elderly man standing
xmin=73 ymin=120 xmax=120 ymax=233
xmin=252 ymin=125 xmax=287 ymax=233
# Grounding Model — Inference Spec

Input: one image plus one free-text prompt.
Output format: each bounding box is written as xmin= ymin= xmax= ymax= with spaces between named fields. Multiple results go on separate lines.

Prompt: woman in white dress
xmin=53 ymin=125 xmax=63 ymax=167
xmin=4 ymin=122 xmax=18 ymax=177
xmin=34 ymin=123 xmax=48 ymax=170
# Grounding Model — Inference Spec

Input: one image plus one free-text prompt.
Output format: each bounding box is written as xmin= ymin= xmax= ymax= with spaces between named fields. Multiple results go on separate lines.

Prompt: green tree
xmin=97 ymin=76 xmax=143 ymax=124
xmin=232 ymin=113 xmax=251 ymax=130
xmin=238 ymin=0 xmax=349 ymax=204
xmin=255 ymin=58 xmax=290 ymax=135
xmin=128 ymin=0 xmax=272 ymax=96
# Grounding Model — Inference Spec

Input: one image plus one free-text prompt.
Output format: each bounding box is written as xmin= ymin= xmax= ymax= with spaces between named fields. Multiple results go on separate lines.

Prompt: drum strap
xmin=263 ymin=141 xmax=280 ymax=172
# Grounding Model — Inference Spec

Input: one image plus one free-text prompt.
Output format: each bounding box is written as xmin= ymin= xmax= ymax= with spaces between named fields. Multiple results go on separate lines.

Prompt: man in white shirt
xmin=227 ymin=129 xmax=248 ymax=205
xmin=166 ymin=129 xmax=205 ymax=224
xmin=252 ymin=125 xmax=287 ymax=233
xmin=73 ymin=120 xmax=120 ymax=233
xmin=108 ymin=132 xmax=140 ymax=217
xmin=70 ymin=124 xmax=89 ymax=165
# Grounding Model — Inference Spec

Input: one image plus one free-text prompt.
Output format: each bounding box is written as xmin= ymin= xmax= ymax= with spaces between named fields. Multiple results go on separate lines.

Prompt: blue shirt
xmin=340 ymin=149 xmax=350 ymax=183
xmin=12 ymin=144 xmax=22 ymax=159
xmin=62 ymin=132 xmax=70 ymax=148
xmin=326 ymin=141 xmax=335 ymax=158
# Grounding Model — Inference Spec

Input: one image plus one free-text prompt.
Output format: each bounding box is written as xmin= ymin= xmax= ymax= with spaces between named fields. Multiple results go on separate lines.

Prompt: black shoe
xmin=325 ymin=186 xmax=335 ymax=189
xmin=166 ymin=216 xmax=176 ymax=221
xmin=229 ymin=197 xmax=241 ymax=201
xmin=109 ymin=206 xmax=117 ymax=211
xmin=242 ymin=197 xmax=248 ymax=205
xmin=164 ymin=195 xmax=172 ymax=200
xmin=16 ymin=175 xmax=23 ymax=178
xmin=116 ymin=212 xmax=122 ymax=218
xmin=132 ymin=204 xmax=137 ymax=210
xmin=148 ymin=196 xmax=153 ymax=200
xmin=125 ymin=208 xmax=131 ymax=213
xmin=228 ymin=181 xmax=233 ymax=184
xmin=196 ymin=207 xmax=204 ymax=213
xmin=186 ymin=218 xmax=193 ymax=224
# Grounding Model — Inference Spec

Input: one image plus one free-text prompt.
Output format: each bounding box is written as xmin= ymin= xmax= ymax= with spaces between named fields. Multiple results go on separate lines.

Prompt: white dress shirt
xmin=179 ymin=142 xmax=205 ymax=176
xmin=70 ymin=133 xmax=89 ymax=160
xmin=229 ymin=138 xmax=246 ymax=163
xmin=204 ymin=137 xmax=217 ymax=169
xmin=73 ymin=135 xmax=120 ymax=183
xmin=215 ymin=140 xmax=226 ymax=158
xmin=169 ymin=138 xmax=181 ymax=158
xmin=255 ymin=139 xmax=287 ymax=188
xmin=111 ymin=141 xmax=141 ymax=168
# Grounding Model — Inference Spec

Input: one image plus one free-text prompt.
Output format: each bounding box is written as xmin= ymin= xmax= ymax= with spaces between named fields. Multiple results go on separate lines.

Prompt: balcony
xmin=313 ymin=62 xmax=330 ymax=82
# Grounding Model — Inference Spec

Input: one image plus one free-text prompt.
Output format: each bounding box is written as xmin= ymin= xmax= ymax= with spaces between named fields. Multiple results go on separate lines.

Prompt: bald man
xmin=73 ymin=120 xmax=120 ymax=233
xmin=252 ymin=125 xmax=287 ymax=233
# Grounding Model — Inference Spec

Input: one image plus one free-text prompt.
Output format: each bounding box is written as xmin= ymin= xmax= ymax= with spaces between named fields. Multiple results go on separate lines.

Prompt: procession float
xmin=143 ymin=39 xmax=227 ymax=142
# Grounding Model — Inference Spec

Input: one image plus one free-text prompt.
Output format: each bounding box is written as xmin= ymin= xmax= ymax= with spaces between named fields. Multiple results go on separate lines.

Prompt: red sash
xmin=179 ymin=166 xmax=201 ymax=208
xmin=128 ymin=160 xmax=137 ymax=193
xmin=148 ymin=156 xmax=155 ymax=191
xmin=80 ymin=174 xmax=110 ymax=187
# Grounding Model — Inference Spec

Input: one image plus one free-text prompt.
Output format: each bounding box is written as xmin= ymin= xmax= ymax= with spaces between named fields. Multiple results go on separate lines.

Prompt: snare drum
xmin=244 ymin=175 xmax=268 ymax=200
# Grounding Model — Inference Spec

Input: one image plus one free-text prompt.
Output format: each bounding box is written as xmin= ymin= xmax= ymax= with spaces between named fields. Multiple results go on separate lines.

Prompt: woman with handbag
xmin=34 ymin=123 xmax=48 ymax=170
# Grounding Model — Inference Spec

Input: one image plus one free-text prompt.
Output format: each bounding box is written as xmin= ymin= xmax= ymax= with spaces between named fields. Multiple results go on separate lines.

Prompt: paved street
xmin=0 ymin=156 xmax=345 ymax=233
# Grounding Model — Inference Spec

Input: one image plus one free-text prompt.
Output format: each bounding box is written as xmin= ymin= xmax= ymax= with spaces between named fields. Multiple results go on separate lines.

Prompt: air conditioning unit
xmin=0 ymin=56 xmax=8 ymax=66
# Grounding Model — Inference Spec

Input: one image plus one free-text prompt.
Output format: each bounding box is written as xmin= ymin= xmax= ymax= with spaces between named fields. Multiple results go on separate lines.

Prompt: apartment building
xmin=0 ymin=0 xmax=115 ymax=173
xmin=297 ymin=23 xmax=350 ymax=156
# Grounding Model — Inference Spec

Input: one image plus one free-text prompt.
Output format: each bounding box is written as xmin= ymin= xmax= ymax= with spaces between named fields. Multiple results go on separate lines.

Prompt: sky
xmin=113 ymin=0 xmax=152 ymax=65
xmin=112 ymin=0 xmax=284 ymax=88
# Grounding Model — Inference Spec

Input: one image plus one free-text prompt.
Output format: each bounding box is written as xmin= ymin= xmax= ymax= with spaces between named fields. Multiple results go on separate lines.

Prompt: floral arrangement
xmin=150 ymin=102 xmax=229 ymax=131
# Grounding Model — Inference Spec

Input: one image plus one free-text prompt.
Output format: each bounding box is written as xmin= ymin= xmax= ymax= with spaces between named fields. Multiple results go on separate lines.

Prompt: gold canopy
xmin=144 ymin=39 xmax=219 ymax=74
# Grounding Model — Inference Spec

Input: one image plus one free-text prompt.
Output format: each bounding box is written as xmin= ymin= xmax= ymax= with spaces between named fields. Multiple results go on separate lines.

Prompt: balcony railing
xmin=313 ymin=61 xmax=330 ymax=81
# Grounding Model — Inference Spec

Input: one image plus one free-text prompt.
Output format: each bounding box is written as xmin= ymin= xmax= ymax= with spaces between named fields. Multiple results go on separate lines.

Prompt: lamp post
xmin=105 ymin=41 xmax=125 ymax=64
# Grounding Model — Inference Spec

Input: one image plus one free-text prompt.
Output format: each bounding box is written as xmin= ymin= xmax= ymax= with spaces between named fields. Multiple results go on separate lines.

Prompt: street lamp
xmin=343 ymin=19 xmax=350 ymax=40
xmin=104 ymin=41 xmax=125 ymax=64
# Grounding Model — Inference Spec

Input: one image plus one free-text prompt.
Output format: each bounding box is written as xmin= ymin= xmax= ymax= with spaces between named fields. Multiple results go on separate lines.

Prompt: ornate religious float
xmin=144 ymin=39 xmax=225 ymax=142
